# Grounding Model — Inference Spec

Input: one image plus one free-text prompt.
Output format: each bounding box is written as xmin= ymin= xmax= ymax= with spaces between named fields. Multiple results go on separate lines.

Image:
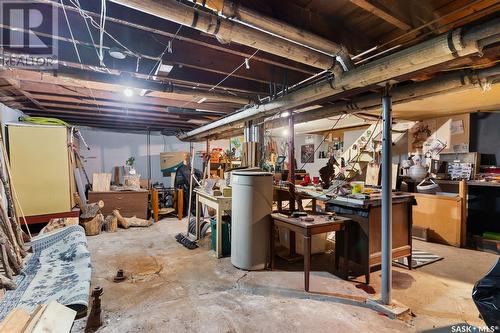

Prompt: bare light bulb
xmin=123 ymin=88 xmax=134 ymax=97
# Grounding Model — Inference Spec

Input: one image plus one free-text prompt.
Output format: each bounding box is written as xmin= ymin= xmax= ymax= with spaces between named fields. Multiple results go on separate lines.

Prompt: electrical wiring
xmin=175 ymin=49 xmax=260 ymax=111
xmin=69 ymin=0 xmax=141 ymax=59
xmin=56 ymin=0 xmax=104 ymax=113
xmin=99 ymin=0 xmax=106 ymax=66
xmin=146 ymin=25 xmax=183 ymax=80
xmin=73 ymin=0 xmax=101 ymax=62
xmin=60 ymin=0 xmax=83 ymax=66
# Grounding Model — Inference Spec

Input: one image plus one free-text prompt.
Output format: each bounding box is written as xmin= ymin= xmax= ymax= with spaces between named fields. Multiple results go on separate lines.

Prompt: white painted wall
xmin=293 ymin=128 xmax=372 ymax=178
xmin=0 ymin=103 xmax=25 ymax=213
xmin=78 ymin=127 xmax=230 ymax=185
xmin=294 ymin=133 xmax=327 ymax=177
xmin=0 ymin=103 xmax=24 ymax=139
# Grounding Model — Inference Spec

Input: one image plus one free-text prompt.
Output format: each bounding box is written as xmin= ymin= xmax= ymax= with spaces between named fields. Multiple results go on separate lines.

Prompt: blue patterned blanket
xmin=0 ymin=225 xmax=91 ymax=320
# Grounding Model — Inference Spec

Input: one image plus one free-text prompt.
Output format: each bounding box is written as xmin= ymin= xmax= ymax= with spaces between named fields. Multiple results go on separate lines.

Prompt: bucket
xmin=210 ymin=217 xmax=231 ymax=257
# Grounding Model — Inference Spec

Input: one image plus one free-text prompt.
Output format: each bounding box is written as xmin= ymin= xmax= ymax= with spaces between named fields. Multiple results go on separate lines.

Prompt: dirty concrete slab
xmin=72 ymin=218 xmax=495 ymax=332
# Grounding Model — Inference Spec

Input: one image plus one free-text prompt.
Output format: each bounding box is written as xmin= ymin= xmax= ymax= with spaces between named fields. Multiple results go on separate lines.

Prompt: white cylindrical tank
xmin=231 ymin=170 xmax=273 ymax=270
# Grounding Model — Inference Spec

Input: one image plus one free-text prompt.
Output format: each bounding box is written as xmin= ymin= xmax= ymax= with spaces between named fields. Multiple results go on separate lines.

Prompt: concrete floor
xmin=73 ymin=217 xmax=498 ymax=333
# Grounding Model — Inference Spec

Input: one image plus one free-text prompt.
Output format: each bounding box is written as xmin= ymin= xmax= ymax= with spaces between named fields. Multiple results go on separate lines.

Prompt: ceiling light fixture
xmin=197 ymin=97 xmax=207 ymax=104
xmin=245 ymin=58 xmax=250 ymax=70
xmin=123 ymin=87 xmax=134 ymax=97
xmin=109 ymin=47 xmax=126 ymax=60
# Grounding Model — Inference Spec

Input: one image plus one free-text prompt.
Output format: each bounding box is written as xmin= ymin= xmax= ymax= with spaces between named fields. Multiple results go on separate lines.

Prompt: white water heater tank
xmin=231 ymin=171 xmax=273 ymax=270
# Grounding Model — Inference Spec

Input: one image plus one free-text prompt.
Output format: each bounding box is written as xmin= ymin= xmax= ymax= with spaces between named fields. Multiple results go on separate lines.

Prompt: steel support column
xmin=381 ymin=90 xmax=393 ymax=305
xmin=287 ymin=112 xmax=296 ymax=212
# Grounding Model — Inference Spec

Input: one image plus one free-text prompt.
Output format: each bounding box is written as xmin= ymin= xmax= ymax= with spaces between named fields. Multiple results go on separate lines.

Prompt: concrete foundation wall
xmin=79 ymin=127 xmax=230 ymax=185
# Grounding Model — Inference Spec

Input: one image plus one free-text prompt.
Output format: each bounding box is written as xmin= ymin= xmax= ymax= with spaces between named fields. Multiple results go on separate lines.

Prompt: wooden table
xmin=327 ymin=193 xmax=414 ymax=284
xmin=270 ymin=213 xmax=351 ymax=292
xmin=194 ymin=188 xmax=232 ymax=258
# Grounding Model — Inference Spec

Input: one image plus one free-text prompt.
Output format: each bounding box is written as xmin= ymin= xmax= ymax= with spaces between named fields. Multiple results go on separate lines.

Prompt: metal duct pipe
xmin=178 ymin=18 xmax=500 ymax=141
xmin=110 ymin=0 xmax=337 ymax=70
xmin=194 ymin=0 xmax=353 ymax=69
xmin=268 ymin=64 xmax=500 ymax=128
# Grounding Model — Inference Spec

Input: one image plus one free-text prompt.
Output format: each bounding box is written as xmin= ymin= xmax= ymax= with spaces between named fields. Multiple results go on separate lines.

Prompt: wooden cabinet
xmin=412 ymin=192 xmax=464 ymax=247
xmin=327 ymin=195 xmax=414 ymax=284
xmin=7 ymin=124 xmax=75 ymax=217
xmin=88 ymin=191 xmax=149 ymax=219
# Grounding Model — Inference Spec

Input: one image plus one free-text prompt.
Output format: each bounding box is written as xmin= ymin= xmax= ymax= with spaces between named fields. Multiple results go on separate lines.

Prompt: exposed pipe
xmin=193 ymin=0 xmax=353 ymax=69
xmin=178 ymin=18 xmax=500 ymax=141
xmin=268 ymin=64 xmax=500 ymax=128
xmin=110 ymin=0 xmax=338 ymax=70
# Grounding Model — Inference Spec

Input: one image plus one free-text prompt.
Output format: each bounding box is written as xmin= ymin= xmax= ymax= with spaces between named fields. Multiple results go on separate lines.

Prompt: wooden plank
xmin=365 ymin=163 xmax=380 ymax=186
xmin=0 ymin=308 xmax=30 ymax=333
xmin=92 ymin=173 xmax=111 ymax=192
xmin=22 ymin=304 xmax=47 ymax=333
xmin=349 ymin=0 xmax=412 ymax=31
xmin=31 ymin=301 xmax=76 ymax=333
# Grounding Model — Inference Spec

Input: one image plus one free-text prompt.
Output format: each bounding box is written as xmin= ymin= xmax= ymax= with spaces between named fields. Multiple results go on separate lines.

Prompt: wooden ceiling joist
xmin=23 ymin=109 xmax=197 ymax=128
xmin=349 ymin=0 xmax=412 ymax=31
xmin=9 ymin=79 xmax=238 ymax=114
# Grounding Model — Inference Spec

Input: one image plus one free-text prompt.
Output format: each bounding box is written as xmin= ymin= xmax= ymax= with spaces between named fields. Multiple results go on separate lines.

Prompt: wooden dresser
xmin=88 ymin=190 xmax=149 ymax=219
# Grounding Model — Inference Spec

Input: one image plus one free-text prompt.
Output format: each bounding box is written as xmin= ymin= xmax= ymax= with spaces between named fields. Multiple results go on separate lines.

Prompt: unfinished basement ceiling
xmin=386 ymin=82 xmax=500 ymax=119
xmin=0 ymin=0 xmax=499 ymax=132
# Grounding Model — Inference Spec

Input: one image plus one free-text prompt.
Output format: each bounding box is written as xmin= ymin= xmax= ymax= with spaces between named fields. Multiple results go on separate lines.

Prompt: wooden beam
xmin=30 ymin=94 xmax=216 ymax=119
xmin=349 ymin=0 xmax=412 ymax=31
xmin=0 ymin=69 xmax=251 ymax=106
xmin=14 ymin=80 xmax=238 ymax=114
xmin=23 ymin=104 xmax=208 ymax=125
xmin=23 ymin=109 xmax=198 ymax=128
xmin=167 ymin=67 xmax=270 ymax=95
xmin=4 ymin=79 xmax=48 ymax=111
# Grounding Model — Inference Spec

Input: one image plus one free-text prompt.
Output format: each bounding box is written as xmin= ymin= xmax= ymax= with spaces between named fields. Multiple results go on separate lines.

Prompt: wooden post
xmin=151 ymin=189 xmax=159 ymax=223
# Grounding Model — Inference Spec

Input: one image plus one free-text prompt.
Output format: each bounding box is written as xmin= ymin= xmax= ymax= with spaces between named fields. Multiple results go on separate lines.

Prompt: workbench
xmin=270 ymin=213 xmax=351 ymax=292
xmin=194 ymin=188 xmax=232 ymax=258
xmin=327 ymin=193 xmax=414 ymax=284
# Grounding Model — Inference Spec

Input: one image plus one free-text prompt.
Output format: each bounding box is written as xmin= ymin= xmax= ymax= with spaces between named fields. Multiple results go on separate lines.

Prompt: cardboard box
xmin=160 ymin=152 xmax=189 ymax=175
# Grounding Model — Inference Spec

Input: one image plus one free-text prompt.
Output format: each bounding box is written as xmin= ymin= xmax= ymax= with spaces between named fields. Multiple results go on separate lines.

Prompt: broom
xmin=175 ymin=143 xmax=198 ymax=249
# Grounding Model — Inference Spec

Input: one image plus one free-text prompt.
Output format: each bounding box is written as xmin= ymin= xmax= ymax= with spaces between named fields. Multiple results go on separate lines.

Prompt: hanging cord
xmin=99 ymin=0 xmax=107 ymax=66
xmin=60 ymin=0 xmax=82 ymax=67
xmin=146 ymin=24 xmax=183 ymax=80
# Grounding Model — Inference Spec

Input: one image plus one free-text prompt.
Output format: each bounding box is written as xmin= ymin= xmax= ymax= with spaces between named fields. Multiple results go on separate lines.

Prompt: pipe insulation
xmin=109 ymin=0 xmax=338 ymax=70
xmin=178 ymin=18 xmax=500 ymax=141
xmin=192 ymin=0 xmax=353 ymax=69
xmin=268 ymin=64 xmax=500 ymax=128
